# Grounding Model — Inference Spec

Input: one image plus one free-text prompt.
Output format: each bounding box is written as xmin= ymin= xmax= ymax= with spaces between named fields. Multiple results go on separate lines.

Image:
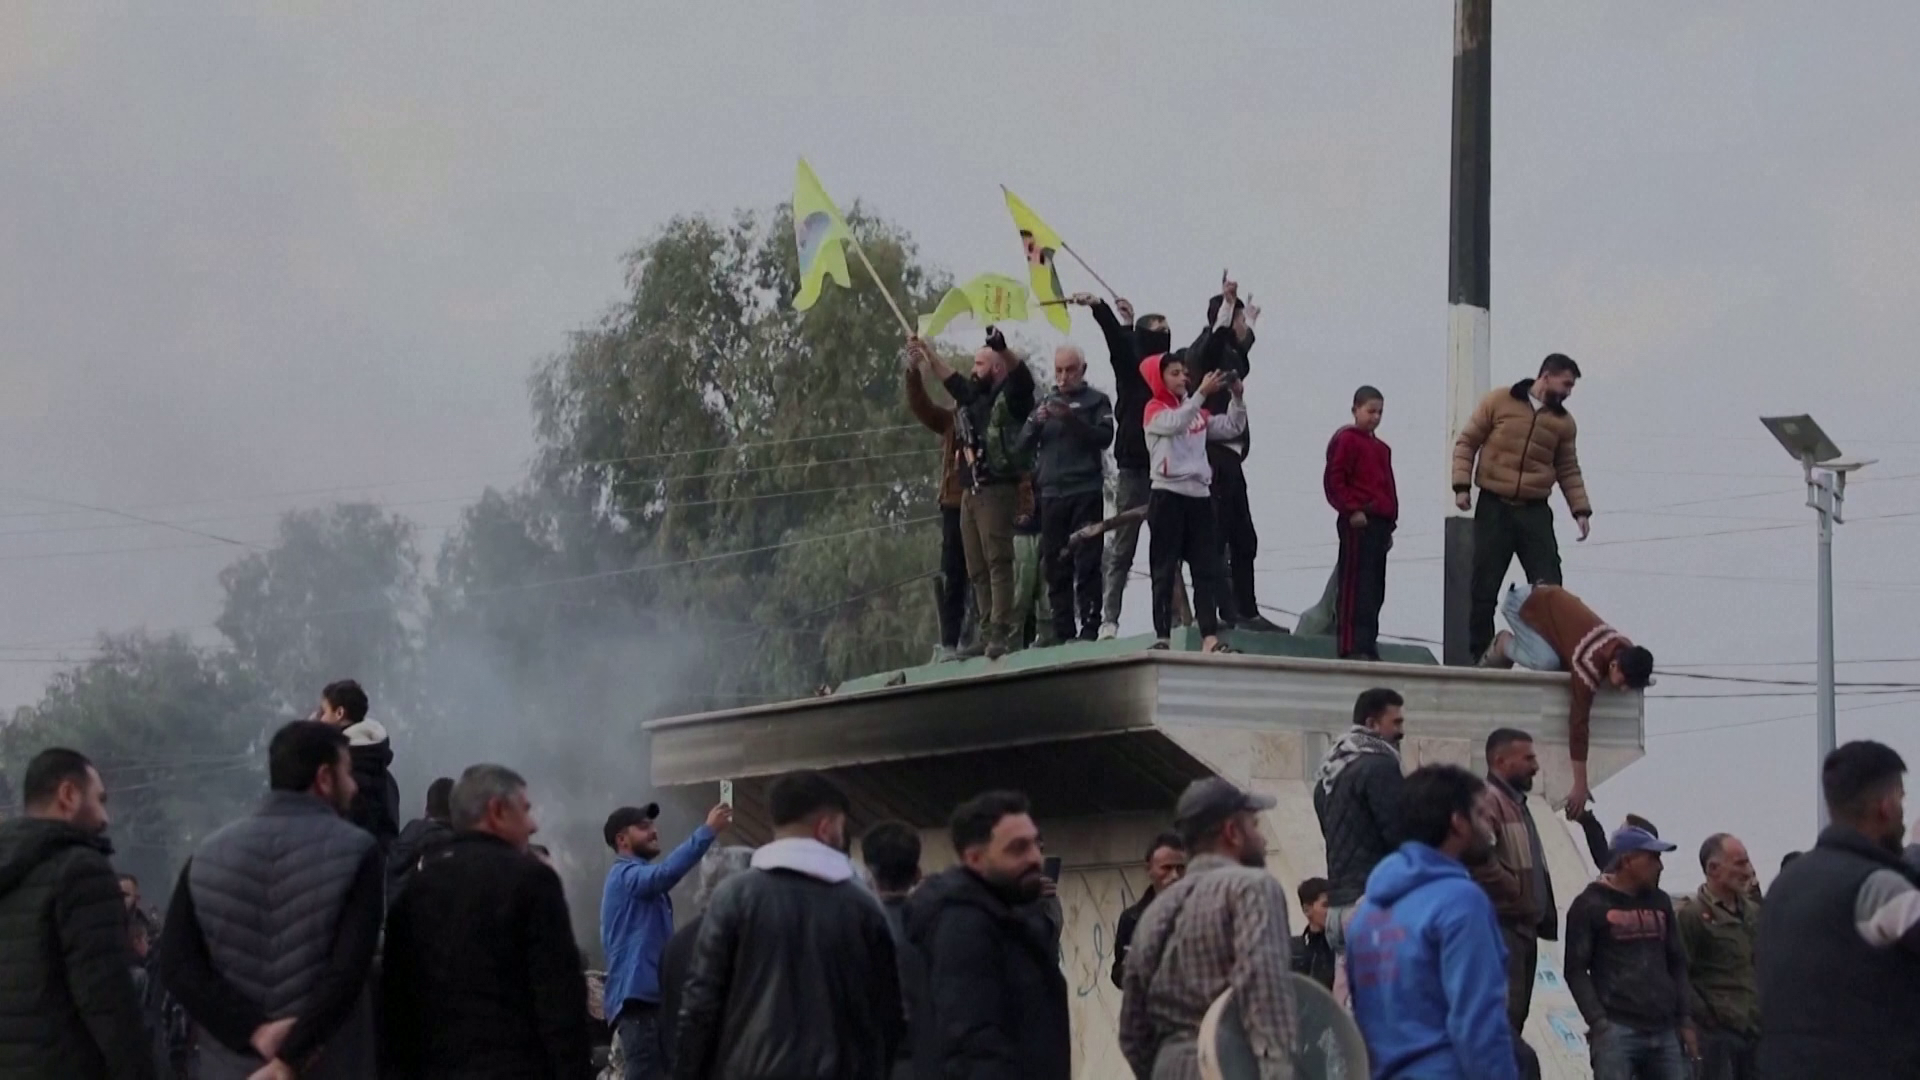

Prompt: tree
xmin=496 ymin=203 xmax=952 ymax=704
xmin=1 ymin=633 xmax=277 ymax=888
xmin=216 ymin=503 xmax=422 ymax=720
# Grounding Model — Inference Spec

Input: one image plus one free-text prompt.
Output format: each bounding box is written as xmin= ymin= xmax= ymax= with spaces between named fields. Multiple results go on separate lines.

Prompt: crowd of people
xmin=3 ymin=663 xmax=1916 ymax=1080
xmin=900 ymin=274 xmax=1659 ymax=700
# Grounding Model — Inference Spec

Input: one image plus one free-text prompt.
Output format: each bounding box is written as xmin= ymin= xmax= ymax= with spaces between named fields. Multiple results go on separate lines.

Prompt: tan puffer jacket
xmin=1451 ymin=379 xmax=1591 ymax=515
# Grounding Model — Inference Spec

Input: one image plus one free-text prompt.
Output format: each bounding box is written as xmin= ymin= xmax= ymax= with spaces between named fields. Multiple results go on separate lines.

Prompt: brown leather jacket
xmin=1451 ymin=379 xmax=1592 ymax=515
xmin=1471 ymin=774 xmax=1550 ymax=939
xmin=904 ymin=366 xmax=963 ymax=509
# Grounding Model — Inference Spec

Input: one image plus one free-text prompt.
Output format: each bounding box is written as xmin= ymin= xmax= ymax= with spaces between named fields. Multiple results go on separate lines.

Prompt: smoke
xmin=391 ymin=609 xmax=718 ymax=961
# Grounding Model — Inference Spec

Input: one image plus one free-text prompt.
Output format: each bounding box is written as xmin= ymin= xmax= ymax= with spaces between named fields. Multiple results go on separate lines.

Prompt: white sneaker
xmin=1097 ymin=622 xmax=1119 ymax=641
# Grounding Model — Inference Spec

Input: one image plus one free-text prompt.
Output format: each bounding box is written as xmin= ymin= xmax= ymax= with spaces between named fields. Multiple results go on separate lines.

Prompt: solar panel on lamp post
xmin=1760 ymin=414 xmax=1875 ymax=830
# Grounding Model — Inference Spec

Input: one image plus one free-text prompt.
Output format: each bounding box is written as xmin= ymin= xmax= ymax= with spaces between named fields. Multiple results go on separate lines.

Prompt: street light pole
xmin=1762 ymin=414 xmax=1870 ymax=831
xmin=1444 ymin=0 xmax=1492 ymax=666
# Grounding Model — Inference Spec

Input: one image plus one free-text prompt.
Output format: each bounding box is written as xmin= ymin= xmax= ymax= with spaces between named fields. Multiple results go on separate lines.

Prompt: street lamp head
xmin=1759 ymin=414 xmax=1842 ymax=465
xmin=1823 ymin=457 xmax=1878 ymax=474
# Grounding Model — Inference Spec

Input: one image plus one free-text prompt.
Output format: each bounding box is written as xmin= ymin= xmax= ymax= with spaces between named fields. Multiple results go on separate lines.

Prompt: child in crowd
xmin=1324 ymin=385 xmax=1398 ymax=660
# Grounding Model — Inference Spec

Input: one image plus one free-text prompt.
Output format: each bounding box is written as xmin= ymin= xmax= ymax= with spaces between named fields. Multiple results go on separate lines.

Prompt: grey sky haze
xmin=4 ymin=1 xmax=1919 ymax=885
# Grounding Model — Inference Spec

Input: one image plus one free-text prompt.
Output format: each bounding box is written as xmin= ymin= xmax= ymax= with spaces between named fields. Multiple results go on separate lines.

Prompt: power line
xmin=1647 ymin=690 xmax=1920 ymax=739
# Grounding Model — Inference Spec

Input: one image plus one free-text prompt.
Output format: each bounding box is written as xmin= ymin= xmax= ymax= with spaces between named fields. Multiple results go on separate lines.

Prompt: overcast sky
xmin=4 ymin=1 xmax=1919 ymax=884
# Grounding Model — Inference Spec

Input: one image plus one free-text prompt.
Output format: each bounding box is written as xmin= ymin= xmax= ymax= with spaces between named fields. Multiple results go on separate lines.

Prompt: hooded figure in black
xmin=317 ymin=680 xmax=401 ymax=856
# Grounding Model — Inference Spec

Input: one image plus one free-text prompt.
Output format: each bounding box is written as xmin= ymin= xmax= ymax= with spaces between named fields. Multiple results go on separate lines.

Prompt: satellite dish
xmin=1198 ymin=975 xmax=1369 ymax=1080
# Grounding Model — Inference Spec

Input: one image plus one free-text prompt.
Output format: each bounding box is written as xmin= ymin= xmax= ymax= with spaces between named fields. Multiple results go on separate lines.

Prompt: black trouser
xmin=1148 ymin=490 xmax=1225 ymax=639
xmin=1502 ymin=926 xmax=1537 ymax=1032
xmin=1209 ymin=448 xmax=1260 ymax=623
xmin=1699 ymin=1027 xmax=1758 ymax=1080
xmin=1468 ymin=496 xmax=1562 ymax=658
xmin=1040 ymin=490 xmax=1104 ymax=641
xmin=1335 ymin=516 xmax=1394 ymax=658
xmin=937 ymin=506 xmax=968 ymax=648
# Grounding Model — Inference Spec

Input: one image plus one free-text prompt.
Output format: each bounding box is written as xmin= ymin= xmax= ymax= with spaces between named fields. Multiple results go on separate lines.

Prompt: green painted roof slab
xmin=837 ymin=629 xmax=1436 ymax=695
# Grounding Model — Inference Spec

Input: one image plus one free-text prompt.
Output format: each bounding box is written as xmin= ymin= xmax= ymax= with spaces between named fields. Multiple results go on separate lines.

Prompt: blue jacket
xmin=600 ymin=825 xmax=714 ymax=1015
xmin=1348 ymin=842 xmax=1517 ymax=1080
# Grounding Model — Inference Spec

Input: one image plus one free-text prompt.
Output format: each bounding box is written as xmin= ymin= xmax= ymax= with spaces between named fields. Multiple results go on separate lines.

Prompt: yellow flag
xmin=917 ymin=273 xmax=1030 ymax=338
xmin=1002 ymin=187 xmax=1070 ymax=332
xmin=792 ymin=159 xmax=853 ymax=311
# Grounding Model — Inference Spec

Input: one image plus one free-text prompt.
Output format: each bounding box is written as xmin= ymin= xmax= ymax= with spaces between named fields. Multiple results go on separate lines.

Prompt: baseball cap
xmin=1173 ymin=777 xmax=1277 ymax=843
xmin=1609 ymin=825 xmax=1676 ymax=858
xmin=603 ymin=803 xmax=661 ymax=849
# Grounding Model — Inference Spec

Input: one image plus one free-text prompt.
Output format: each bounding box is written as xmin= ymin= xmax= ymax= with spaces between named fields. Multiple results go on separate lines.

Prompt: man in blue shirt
xmin=600 ymin=799 xmax=731 ymax=1080
xmin=1348 ymin=764 xmax=1518 ymax=1080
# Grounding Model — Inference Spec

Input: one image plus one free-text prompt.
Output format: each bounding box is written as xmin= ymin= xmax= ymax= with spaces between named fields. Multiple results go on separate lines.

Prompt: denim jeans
xmin=1589 ymin=1023 xmax=1688 ymax=1080
xmin=1502 ymin=583 xmax=1563 ymax=671
xmin=617 ymin=1005 xmax=663 ymax=1080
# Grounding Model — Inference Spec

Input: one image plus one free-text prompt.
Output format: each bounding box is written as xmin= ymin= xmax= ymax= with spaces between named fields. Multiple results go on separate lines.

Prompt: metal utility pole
xmin=1761 ymin=414 xmax=1872 ymax=829
xmin=1444 ymin=0 xmax=1492 ymax=666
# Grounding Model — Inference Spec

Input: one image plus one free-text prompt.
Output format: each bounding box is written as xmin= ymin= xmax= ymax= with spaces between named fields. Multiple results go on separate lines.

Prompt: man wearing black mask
xmin=1189 ymin=289 xmax=1280 ymax=632
xmin=1082 ymin=293 xmax=1163 ymax=639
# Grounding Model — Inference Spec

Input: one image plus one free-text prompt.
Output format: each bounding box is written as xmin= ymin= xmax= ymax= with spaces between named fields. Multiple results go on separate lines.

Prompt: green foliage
xmin=2 ymin=633 xmax=276 ymax=883
xmin=216 ymin=503 xmax=422 ymax=717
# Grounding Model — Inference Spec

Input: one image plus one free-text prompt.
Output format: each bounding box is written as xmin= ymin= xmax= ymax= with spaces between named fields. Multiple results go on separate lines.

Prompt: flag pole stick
xmin=845 ymin=237 xmax=915 ymax=337
xmin=1060 ymin=242 xmax=1121 ymax=304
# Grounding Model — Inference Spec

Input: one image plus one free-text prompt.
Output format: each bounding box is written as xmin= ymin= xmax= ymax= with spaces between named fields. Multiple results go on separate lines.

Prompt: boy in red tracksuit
xmin=1324 ymin=385 xmax=1398 ymax=660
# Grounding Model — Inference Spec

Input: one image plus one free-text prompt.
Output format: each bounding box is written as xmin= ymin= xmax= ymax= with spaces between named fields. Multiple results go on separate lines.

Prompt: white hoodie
xmin=1141 ymin=351 xmax=1249 ymax=498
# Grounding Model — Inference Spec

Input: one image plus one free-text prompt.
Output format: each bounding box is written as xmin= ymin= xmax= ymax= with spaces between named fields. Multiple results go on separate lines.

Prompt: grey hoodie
xmin=1016 ymin=383 xmax=1114 ymax=499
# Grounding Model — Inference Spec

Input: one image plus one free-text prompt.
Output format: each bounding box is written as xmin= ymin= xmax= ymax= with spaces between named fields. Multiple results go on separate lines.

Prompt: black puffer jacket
xmin=385 ymin=815 xmax=453 ymax=896
xmin=905 ymin=867 xmax=1070 ymax=1080
xmin=674 ymin=844 xmax=903 ymax=1080
xmin=0 ymin=818 xmax=156 ymax=1080
xmin=1313 ymin=746 xmax=1405 ymax=907
xmin=342 ymin=719 xmax=401 ymax=856
xmin=381 ymin=832 xmax=594 ymax=1079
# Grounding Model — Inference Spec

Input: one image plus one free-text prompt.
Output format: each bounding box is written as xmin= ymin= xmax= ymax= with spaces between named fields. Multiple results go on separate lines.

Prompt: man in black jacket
xmin=675 ymin=771 xmax=902 ymax=1080
xmin=317 ymin=679 xmax=401 ymax=856
xmin=387 ymin=776 xmax=455 ymax=896
xmin=0 ymin=748 xmax=155 ymax=1079
xmin=1109 ymin=832 xmax=1187 ymax=990
xmin=381 ymin=763 xmax=592 ymax=1079
xmin=1758 ymin=740 xmax=1920 ymax=1078
xmin=907 ymin=789 xmax=1069 ymax=1080
xmin=1191 ymin=292 xmax=1280 ymax=632
xmin=1083 ymin=293 xmax=1158 ymax=638
xmin=657 ymin=845 xmax=753 ymax=1076
xmin=861 ymin=820 xmax=927 ymax=1080
xmin=1016 ymin=343 xmax=1114 ymax=643
xmin=1312 ymin=687 xmax=1407 ymax=999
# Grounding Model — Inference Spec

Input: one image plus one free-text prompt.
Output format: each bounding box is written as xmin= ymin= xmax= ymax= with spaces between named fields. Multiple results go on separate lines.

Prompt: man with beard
xmin=1565 ymin=826 xmax=1696 ymax=1080
xmin=673 ymin=772 xmax=900 ymax=1080
xmin=1758 ymin=741 xmax=1920 ymax=1077
xmin=159 ymin=721 xmax=384 ymax=1080
xmin=1109 ymin=832 xmax=1188 ymax=990
xmin=907 ymin=790 xmax=1069 ymax=1079
xmin=1119 ymin=777 xmax=1295 ymax=1078
xmin=1452 ymin=353 xmax=1593 ymax=664
xmin=0 ymin=748 xmax=155 ymax=1079
xmin=924 ymin=331 xmax=1037 ymax=659
xmin=1348 ymin=766 xmax=1517 ymax=1080
xmin=1470 ymin=729 xmax=1558 ymax=1037
xmin=601 ymin=800 xmax=732 ymax=1080
xmin=1313 ymin=688 xmax=1407 ymax=999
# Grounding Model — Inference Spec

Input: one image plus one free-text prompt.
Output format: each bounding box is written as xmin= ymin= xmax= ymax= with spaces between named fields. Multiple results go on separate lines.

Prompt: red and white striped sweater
xmin=1516 ymin=585 xmax=1631 ymax=764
